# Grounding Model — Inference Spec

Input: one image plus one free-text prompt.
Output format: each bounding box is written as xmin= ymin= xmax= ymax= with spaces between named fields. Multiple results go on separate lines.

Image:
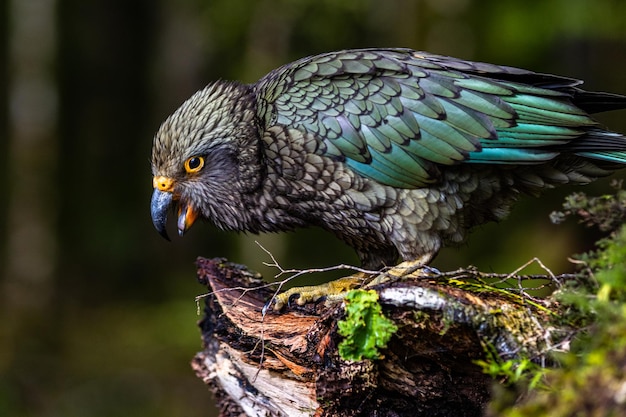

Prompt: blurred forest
xmin=0 ymin=0 xmax=625 ymax=416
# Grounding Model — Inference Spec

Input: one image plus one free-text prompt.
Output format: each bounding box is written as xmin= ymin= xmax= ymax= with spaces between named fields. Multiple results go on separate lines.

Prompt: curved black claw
xmin=263 ymin=293 xmax=302 ymax=313
xmin=287 ymin=292 xmax=301 ymax=308
xmin=262 ymin=299 xmax=273 ymax=315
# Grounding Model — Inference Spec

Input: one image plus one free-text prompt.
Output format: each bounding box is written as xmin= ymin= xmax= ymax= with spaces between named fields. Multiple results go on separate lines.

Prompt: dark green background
xmin=1 ymin=0 xmax=625 ymax=416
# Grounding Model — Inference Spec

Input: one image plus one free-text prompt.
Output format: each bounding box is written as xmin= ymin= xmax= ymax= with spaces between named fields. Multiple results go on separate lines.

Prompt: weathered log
xmin=191 ymin=257 xmax=555 ymax=417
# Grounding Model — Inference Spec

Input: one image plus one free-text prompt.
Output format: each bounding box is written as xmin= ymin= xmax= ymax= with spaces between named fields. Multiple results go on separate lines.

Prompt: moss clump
xmin=338 ymin=289 xmax=398 ymax=361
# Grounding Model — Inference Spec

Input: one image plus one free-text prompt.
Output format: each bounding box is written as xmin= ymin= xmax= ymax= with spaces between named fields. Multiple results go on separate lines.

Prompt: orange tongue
xmin=177 ymin=203 xmax=198 ymax=236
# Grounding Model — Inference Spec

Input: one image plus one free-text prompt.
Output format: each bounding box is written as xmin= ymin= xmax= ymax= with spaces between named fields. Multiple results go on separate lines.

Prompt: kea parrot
xmin=151 ymin=48 xmax=626 ymax=307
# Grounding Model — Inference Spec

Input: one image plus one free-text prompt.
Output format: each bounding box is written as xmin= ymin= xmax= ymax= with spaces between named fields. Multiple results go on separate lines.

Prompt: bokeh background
xmin=1 ymin=0 xmax=625 ymax=416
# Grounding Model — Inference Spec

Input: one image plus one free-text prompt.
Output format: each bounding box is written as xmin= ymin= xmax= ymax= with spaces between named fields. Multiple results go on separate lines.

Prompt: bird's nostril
xmin=153 ymin=176 xmax=174 ymax=192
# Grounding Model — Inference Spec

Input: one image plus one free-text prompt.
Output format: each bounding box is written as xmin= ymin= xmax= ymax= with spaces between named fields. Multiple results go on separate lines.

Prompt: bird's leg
xmin=273 ymin=273 xmax=371 ymax=311
xmin=367 ymin=257 xmax=439 ymax=287
xmin=272 ymin=257 xmax=438 ymax=311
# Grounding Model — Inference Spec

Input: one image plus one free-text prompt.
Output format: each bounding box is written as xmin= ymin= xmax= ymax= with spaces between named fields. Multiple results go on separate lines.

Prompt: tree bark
xmin=191 ymin=257 xmax=555 ymax=417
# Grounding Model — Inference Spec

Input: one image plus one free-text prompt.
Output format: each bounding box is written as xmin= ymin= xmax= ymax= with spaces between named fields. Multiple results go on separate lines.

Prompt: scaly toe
xmin=273 ymin=274 xmax=369 ymax=311
xmin=366 ymin=260 xmax=439 ymax=287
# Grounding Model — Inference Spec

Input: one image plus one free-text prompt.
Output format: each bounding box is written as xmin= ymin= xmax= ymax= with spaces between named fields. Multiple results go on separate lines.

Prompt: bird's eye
xmin=184 ymin=156 xmax=205 ymax=173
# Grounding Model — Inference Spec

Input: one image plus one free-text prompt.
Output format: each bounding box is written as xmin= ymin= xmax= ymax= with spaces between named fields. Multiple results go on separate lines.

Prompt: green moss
xmin=491 ymin=184 xmax=626 ymax=416
xmin=500 ymin=307 xmax=626 ymax=416
xmin=475 ymin=346 xmax=547 ymax=390
xmin=337 ymin=289 xmax=398 ymax=361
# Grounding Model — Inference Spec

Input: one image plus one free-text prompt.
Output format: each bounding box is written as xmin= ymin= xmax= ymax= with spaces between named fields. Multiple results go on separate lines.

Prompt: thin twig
xmin=256 ymin=240 xmax=384 ymax=313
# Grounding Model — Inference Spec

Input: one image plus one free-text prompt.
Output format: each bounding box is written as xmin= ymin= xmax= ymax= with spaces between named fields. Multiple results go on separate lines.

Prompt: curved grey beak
xmin=151 ymin=188 xmax=173 ymax=241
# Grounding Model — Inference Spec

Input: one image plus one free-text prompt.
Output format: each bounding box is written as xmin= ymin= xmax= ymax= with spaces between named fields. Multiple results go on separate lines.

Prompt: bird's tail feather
xmin=576 ymin=150 xmax=626 ymax=165
xmin=573 ymin=90 xmax=626 ymax=114
xmin=569 ymin=129 xmax=626 ymax=165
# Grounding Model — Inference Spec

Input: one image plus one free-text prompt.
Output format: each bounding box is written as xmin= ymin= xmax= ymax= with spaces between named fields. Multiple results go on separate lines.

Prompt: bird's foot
xmin=272 ymin=273 xmax=370 ymax=311
xmin=367 ymin=259 xmax=439 ymax=286
xmin=270 ymin=260 xmax=439 ymax=311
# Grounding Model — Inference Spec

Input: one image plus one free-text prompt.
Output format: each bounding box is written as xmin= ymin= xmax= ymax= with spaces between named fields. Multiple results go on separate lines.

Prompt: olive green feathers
xmin=151 ymin=48 xmax=626 ymax=268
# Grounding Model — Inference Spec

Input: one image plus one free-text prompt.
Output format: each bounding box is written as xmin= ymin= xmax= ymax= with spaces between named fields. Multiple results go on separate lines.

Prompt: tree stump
xmin=191 ymin=257 xmax=555 ymax=417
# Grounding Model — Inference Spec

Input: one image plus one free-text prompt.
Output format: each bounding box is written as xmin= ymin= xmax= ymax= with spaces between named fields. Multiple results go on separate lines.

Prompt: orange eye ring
xmin=184 ymin=156 xmax=205 ymax=173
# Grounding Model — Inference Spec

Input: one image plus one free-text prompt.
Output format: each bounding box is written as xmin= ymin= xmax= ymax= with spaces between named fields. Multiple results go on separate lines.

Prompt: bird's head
xmin=150 ymin=81 xmax=261 ymax=240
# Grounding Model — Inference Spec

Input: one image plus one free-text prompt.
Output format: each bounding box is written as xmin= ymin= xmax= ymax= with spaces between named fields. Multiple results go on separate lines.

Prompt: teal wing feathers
xmin=256 ymin=48 xmax=624 ymax=188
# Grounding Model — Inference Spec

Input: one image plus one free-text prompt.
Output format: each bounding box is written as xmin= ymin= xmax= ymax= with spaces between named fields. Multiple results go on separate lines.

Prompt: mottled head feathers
xmin=151 ymin=81 xmax=257 ymax=178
